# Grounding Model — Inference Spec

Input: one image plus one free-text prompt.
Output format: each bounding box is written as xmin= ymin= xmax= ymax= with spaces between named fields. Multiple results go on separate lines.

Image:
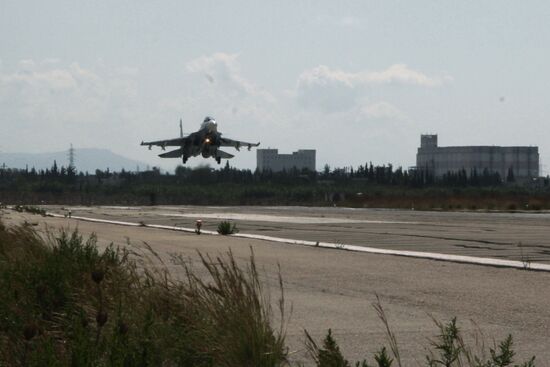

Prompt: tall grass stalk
xmin=0 ymin=220 xmax=289 ymax=366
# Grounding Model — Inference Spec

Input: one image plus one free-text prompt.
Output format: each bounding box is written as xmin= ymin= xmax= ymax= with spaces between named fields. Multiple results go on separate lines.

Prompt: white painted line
xmin=240 ymin=236 xmax=550 ymax=272
xmin=48 ymin=213 xmax=142 ymax=227
xmin=44 ymin=212 xmax=550 ymax=272
xmin=99 ymin=206 xmax=143 ymax=210
xmin=157 ymin=212 xmax=417 ymax=225
xmin=146 ymin=224 xmax=219 ymax=235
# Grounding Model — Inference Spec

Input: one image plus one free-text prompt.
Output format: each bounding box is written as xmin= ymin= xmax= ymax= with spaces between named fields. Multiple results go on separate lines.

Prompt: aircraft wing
xmin=219 ymin=137 xmax=260 ymax=151
xmin=140 ymin=137 xmax=187 ymax=150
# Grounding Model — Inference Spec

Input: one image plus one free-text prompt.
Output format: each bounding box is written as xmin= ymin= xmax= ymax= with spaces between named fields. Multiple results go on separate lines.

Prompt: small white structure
xmin=257 ymin=149 xmax=316 ymax=172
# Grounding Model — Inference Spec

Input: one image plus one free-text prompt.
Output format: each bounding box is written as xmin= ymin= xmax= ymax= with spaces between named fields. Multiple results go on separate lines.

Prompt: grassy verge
xmin=0 ymin=220 xmax=288 ymax=366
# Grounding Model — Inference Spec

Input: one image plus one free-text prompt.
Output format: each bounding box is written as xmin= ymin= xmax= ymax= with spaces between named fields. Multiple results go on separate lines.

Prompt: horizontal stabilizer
xmin=216 ymin=150 xmax=234 ymax=159
xmin=158 ymin=148 xmax=182 ymax=158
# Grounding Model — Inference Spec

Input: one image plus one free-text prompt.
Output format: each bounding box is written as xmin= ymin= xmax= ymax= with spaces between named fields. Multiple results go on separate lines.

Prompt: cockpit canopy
xmin=201 ymin=116 xmax=217 ymax=132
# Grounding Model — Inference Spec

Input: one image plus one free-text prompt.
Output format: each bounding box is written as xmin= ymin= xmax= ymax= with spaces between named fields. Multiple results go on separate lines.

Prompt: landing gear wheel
xmin=216 ymin=157 xmax=221 ymax=164
xmin=182 ymin=156 xmax=188 ymax=164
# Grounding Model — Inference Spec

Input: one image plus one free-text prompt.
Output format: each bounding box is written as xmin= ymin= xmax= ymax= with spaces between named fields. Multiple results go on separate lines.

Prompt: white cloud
xmin=360 ymin=101 xmax=407 ymax=121
xmin=1 ymin=68 xmax=78 ymax=90
xmin=0 ymin=59 xmax=144 ymax=153
xmin=298 ymin=64 xmax=452 ymax=89
xmin=184 ymin=52 xmax=278 ymax=124
xmin=41 ymin=58 xmax=61 ymax=65
xmin=361 ymin=64 xmax=453 ymax=87
xmin=294 ymin=66 xmax=358 ymax=112
xmin=294 ymin=64 xmax=451 ymax=113
xmin=18 ymin=59 xmax=36 ymax=69
xmin=186 ymin=52 xmax=273 ymax=101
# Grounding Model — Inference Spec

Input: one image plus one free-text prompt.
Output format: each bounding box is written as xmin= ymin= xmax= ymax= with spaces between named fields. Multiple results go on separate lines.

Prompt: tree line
xmin=0 ymin=159 xmax=546 ymax=188
xmin=1 ymin=160 xmax=549 ymax=207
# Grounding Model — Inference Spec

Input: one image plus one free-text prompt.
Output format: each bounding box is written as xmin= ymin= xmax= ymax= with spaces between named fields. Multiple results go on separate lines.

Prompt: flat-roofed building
xmin=257 ymin=149 xmax=316 ymax=172
xmin=416 ymin=135 xmax=539 ymax=181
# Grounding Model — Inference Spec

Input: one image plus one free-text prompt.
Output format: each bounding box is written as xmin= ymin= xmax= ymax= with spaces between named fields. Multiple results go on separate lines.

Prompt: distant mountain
xmin=0 ymin=148 xmax=149 ymax=173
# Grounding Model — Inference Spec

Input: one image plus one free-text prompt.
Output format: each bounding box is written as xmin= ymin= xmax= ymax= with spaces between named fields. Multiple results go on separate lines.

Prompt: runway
xmin=46 ymin=205 xmax=550 ymax=264
xmin=2 ymin=206 xmax=549 ymax=365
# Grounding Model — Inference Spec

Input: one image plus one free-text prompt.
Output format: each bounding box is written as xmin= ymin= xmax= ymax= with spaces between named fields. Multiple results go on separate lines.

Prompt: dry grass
xmin=0 ymin=220 xmax=288 ymax=366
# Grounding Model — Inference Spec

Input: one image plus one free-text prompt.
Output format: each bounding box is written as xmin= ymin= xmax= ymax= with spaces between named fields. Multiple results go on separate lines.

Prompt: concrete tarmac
xmin=3 ymin=207 xmax=550 ymax=365
xmin=46 ymin=205 xmax=550 ymax=263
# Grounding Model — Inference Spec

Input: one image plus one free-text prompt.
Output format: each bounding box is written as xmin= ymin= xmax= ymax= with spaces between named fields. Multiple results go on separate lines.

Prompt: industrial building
xmin=257 ymin=149 xmax=316 ymax=172
xmin=416 ymin=135 xmax=539 ymax=181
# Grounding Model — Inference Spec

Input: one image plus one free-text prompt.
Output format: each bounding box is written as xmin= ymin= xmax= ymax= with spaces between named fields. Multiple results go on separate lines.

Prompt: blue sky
xmin=1 ymin=1 xmax=549 ymax=172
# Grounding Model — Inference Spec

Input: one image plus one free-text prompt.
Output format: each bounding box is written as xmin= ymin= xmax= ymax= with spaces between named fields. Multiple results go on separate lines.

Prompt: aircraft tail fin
xmin=159 ymin=148 xmax=182 ymax=158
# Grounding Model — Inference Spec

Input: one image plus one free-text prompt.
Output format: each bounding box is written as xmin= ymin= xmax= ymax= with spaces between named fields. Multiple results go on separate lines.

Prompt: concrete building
xmin=257 ymin=149 xmax=316 ymax=172
xmin=416 ymin=135 xmax=539 ymax=180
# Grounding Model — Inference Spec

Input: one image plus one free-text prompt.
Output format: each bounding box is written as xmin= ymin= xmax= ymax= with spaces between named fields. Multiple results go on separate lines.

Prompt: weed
xmin=373 ymin=295 xmax=402 ymax=367
xmin=305 ymin=329 xmax=350 ymax=367
xmin=305 ymin=328 xmax=395 ymax=367
xmin=518 ymin=242 xmax=531 ymax=270
xmin=217 ymin=220 xmax=239 ymax=235
xmin=426 ymin=318 xmax=461 ymax=366
xmin=305 ymin=299 xmax=536 ymax=367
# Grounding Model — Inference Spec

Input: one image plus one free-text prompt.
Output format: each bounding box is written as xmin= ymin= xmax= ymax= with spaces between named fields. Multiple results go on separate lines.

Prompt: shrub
xmin=0 ymin=221 xmax=287 ymax=366
xmin=217 ymin=220 xmax=239 ymax=235
xmin=305 ymin=329 xmax=351 ymax=367
xmin=306 ymin=315 xmax=536 ymax=367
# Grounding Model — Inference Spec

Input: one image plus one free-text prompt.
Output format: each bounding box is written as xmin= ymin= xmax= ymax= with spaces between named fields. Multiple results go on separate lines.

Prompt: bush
xmin=217 ymin=220 xmax=239 ymax=235
xmin=0 ymin=221 xmax=287 ymax=366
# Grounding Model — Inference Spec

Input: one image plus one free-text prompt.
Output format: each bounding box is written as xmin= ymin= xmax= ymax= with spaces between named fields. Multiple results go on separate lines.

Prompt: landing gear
xmin=216 ymin=157 xmax=221 ymax=164
xmin=182 ymin=156 xmax=188 ymax=164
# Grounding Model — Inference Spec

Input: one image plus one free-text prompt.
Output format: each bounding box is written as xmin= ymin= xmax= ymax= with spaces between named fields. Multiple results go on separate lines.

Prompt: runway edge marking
xmin=46 ymin=212 xmax=550 ymax=272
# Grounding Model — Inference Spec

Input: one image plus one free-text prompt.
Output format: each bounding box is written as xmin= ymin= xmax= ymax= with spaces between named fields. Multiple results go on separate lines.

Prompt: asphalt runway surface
xmin=47 ymin=205 xmax=550 ymax=264
xmin=4 ymin=207 xmax=550 ymax=365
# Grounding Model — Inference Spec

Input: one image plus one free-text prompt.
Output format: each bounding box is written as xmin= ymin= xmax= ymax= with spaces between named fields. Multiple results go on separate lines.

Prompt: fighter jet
xmin=140 ymin=116 xmax=260 ymax=164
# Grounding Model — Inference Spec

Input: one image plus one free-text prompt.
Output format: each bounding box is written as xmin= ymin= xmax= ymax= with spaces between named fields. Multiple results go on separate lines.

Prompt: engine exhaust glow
xmin=205 ymin=138 xmax=211 ymax=144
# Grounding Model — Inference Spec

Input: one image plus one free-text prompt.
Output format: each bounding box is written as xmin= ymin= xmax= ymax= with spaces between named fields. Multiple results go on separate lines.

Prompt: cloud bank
xmin=0 ymin=53 xmax=452 ymax=169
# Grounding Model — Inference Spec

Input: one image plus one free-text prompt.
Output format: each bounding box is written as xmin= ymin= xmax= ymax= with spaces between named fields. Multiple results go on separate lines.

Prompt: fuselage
xmin=185 ymin=116 xmax=221 ymax=159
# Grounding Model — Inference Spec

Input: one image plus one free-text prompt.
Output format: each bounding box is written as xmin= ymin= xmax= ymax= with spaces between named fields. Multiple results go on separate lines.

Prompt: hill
xmin=0 ymin=148 xmax=148 ymax=173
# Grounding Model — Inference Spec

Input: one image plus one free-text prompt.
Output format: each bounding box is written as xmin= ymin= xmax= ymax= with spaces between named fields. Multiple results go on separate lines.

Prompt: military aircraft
xmin=140 ymin=116 xmax=260 ymax=164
